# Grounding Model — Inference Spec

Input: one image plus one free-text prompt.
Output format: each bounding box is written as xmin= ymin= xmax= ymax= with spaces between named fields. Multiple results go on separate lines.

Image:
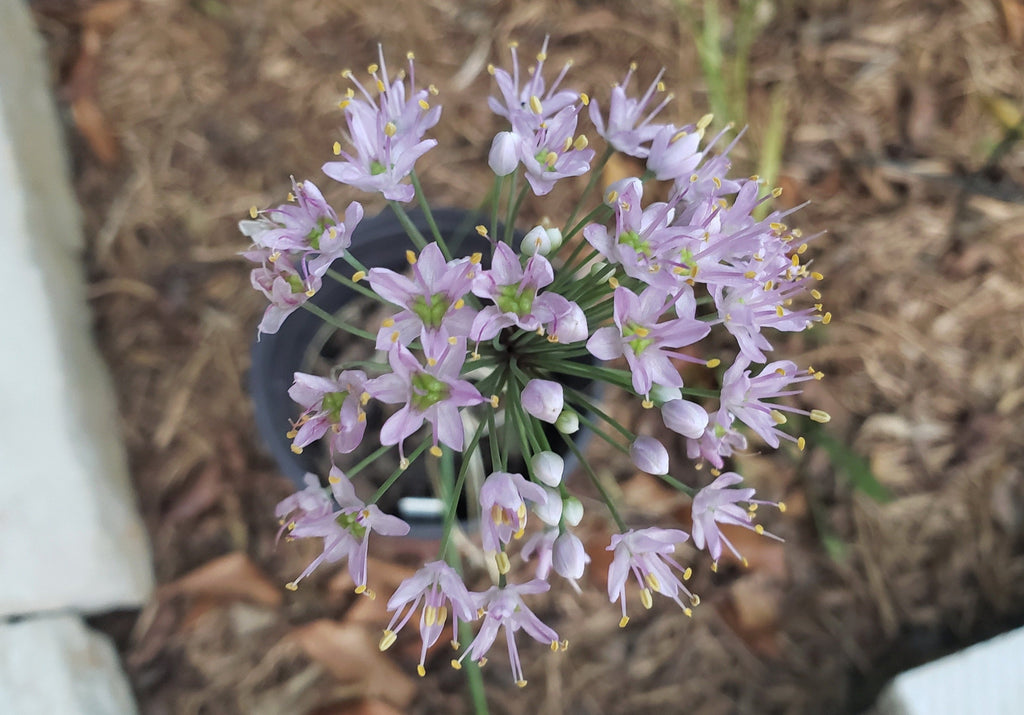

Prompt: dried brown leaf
xmin=164 ymin=552 xmax=283 ymax=608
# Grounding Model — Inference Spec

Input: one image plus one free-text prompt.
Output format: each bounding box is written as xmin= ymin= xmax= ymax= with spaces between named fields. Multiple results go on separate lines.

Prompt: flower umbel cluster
xmin=244 ymin=42 xmax=831 ymax=691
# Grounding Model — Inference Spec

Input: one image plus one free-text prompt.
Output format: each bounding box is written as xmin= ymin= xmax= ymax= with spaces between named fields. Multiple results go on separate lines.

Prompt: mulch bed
xmin=34 ymin=0 xmax=1024 ymax=712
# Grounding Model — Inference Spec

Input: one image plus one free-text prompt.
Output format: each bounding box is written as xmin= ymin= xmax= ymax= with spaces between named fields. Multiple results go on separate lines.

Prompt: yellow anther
xmin=354 ymin=584 xmax=366 ymax=595
xmin=810 ymin=409 xmax=831 ymax=423
xmin=516 ymin=680 xmax=528 ymax=689
xmin=778 ymin=501 xmax=788 ymax=513
xmin=776 ymin=305 xmax=785 ymax=317
xmin=428 ymin=84 xmax=439 ymax=95
xmin=360 ymin=392 xmax=371 ymax=405
xmin=328 ymin=473 xmax=341 ymax=484
xmin=797 ymin=243 xmax=809 ymax=254
xmin=811 ymin=289 xmax=822 ymax=300
xmin=384 ymin=121 xmax=397 ymax=137
xmin=560 ymin=639 xmax=569 ymax=651
xmin=367 ymin=63 xmax=379 ymax=74
xmin=822 ymin=312 xmax=833 ymax=325
xmin=418 ymin=99 xmax=430 ymax=110
xmin=286 ymin=429 xmax=298 ymax=439
xmin=684 ymin=607 xmax=693 ymax=617
xmin=640 ymin=588 xmax=653 ymax=610
xmin=249 ymin=206 xmax=258 ymax=219
xmin=742 ymin=557 xmax=750 ymax=568
xmin=338 ymin=99 xmax=350 ymax=110
xmin=755 ymin=524 xmax=765 ymax=535
xmin=579 ymin=92 xmax=590 ymax=105
xmin=425 ymin=605 xmax=437 ymax=626
xmin=285 ymin=581 xmax=298 ymax=591
xmin=490 ymin=394 xmax=500 ymax=408
xmin=771 ymin=187 xmax=783 ymax=197
xmin=496 ymin=551 xmax=511 ymax=575
xmin=710 ymin=561 xmax=718 ymax=573
xmin=438 ymin=606 xmax=448 ymax=626
xmin=333 ymin=141 xmax=342 ymax=155
xmin=797 ymin=436 xmax=806 ymax=451
xmin=417 ymin=664 xmax=426 ymax=677
xmin=550 ymin=640 xmax=559 ymax=652
xmin=563 ymin=136 xmax=573 ymax=152
xmin=710 ymin=468 xmax=721 ymax=476
xmin=689 ymin=174 xmax=699 ymax=183
xmin=290 ymin=444 xmax=303 ymax=454
xmin=379 ymin=630 xmax=397 ymax=651
xmin=608 ymin=276 xmax=619 ymax=288
xmin=770 ymin=222 xmax=785 ymax=231
xmin=749 ymin=503 xmax=759 ymax=512
xmin=605 ymin=189 xmax=619 ymax=203
xmin=619 ymin=616 xmax=630 ymax=628
xmin=706 ymin=358 xmax=721 ymax=368
xmin=376 ymin=78 xmax=386 ymax=92
xmin=689 ymin=594 xmax=700 ymax=606
xmin=529 ymin=95 xmax=543 ymax=114
xmin=771 ymin=410 xmax=788 ymax=425
xmin=644 ymin=573 xmax=661 ymax=591
xmin=641 ymin=399 xmax=654 ymax=409
xmin=382 ymin=318 xmax=395 ymax=328
xmin=430 ymin=445 xmax=443 ymax=457
xmin=712 ymin=176 xmax=722 ymax=189
xmin=390 ymin=331 xmax=400 ymax=343
xmin=657 ymin=80 xmax=667 ymax=92
xmin=744 ymin=270 xmax=757 ymax=279
xmin=451 ymin=659 xmax=462 ymax=670
xmin=814 ymin=371 xmax=825 ymax=380
xmin=400 ymin=457 xmax=409 ymax=470
xmin=427 ymin=357 xmax=437 ymax=366
xmin=573 ymin=135 xmax=589 ymax=150
xmin=682 ymin=567 xmax=692 ymax=580
xmin=697 ymin=113 xmax=714 ymax=130
xmin=487 ymin=63 xmax=495 ymax=75
xmin=545 ymin=151 xmax=558 ymax=167
xmin=406 ymin=249 xmax=417 ymax=264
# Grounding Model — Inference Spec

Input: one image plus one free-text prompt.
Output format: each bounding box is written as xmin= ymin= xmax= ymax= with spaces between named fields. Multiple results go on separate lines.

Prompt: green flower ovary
xmin=411 ymin=293 xmax=451 ymax=328
xmin=495 ymin=284 xmax=537 ymax=317
xmin=410 ymin=371 xmax=450 ymax=411
xmin=370 ymin=160 xmax=387 ymax=176
xmin=618 ymin=230 xmax=652 ymax=257
xmin=305 ymin=217 xmax=333 ymax=250
xmin=335 ymin=510 xmax=368 ymax=539
xmin=285 ymin=274 xmax=307 ymax=294
xmin=321 ymin=391 xmax=349 ymax=422
xmin=622 ymin=321 xmax=653 ymax=356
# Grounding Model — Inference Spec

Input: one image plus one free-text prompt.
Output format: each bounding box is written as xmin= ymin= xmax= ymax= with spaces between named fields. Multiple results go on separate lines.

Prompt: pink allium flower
xmin=719 ymin=358 xmax=817 ymax=448
xmin=247 ymin=249 xmax=322 ymax=335
xmin=586 ymin=284 xmax=710 ymax=398
xmin=455 ymin=581 xmax=560 ymax=687
xmin=241 ymin=179 xmax=362 ymax=278
xmin=471 ymin=242 xmax=587 ymax=343
xmin=323 ymin=48 xmax=440 ymax=202
xmin=583 ymin=179 xmax=691 ymax=290
xmin=365 ymin=339 xmax=485 ymax=459
xmin=521 ymin=379 xmax=564 ymax=424
xmin=629 ymin=435 xmax=670 ymax=476
xmin=646 ymin=124 xmax=703 ymax=181
xmin=288 ymin=370 xmax=368 ymax=454
xmin=368 ymin=242 xmax=479 ymax=353
xmin=479 ymin=471 xmax=549 ymax=573
xmin=589 ymin=65 xmax=673 ymax=158
xmin=275 ymin=470 xmax=409 ymax=592
xmin=553 ymin=531 xmax=589 ymax=583
xmin=690 ymin=471 xmax=782 ymax=565
xmin=517 ymin=103 xmax=595 ymax=196
xmin=380 ymin=560 xmax=476 ymax=676
xmin=488 ymin=37 xmax=580 ymax=135
xmin=685 ymin=409 xmax=748 ymax=470
xmin=661 ymin=398 xmax=709 ymax=439
xmin=607 ymin=527 xmax=697 ymax=626
xmin=521 ymin=527 xmax=557 ymax=581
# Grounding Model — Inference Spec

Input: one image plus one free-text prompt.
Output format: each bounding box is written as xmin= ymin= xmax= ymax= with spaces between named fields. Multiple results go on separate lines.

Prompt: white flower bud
xmin=562 ymin=496 xmax=584 ymax=526
xmin=522 ymin=379 xmax=564 ymax=424
xmin=488 ymin=131 xmax=519 ymax=176
xmin=662 ymin=399 xmax=709 ymax=439
xmin=531 ymin=451 xmax=564 ymax=487
xmin=650 ymin=384 xmax=682 ymax=405
xmin=555 ymin=409 xmax=579 ymax=434
xmin=553 ymin=531 xmax=589 ymax=580
xmin=533 ymin=487 xmax=563 ymax=526
xmin=544 ymin=226 xmax=563 ymax=251
xmin=630 ymin=435 xmax=670 ymax=476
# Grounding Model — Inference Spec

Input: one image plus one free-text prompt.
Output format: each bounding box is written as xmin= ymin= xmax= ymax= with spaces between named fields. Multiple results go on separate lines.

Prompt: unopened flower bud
xmin=533 ymin=487 xmax=563 ymax=526
xmin=555 ymin=410 xmax=579 ymax=435
xmin=552 ymin=301 xmax=588 ymax=343
xmin=553 ymin=531 xmax=589 ymax=580
xmin=630 ymin=435 xmax=670 ymax=476
xmin=650 ymin=384 xmax=682 ymax=405
xmin=562 ymin=496 xmax=584 ymax=526
xmin=531 ymin=451 xmax=564 ymax=487
xmin=662 ymin=399 xmax=709 ymax=439
xmin=544 ymin=226 xmax=563 ymax=251
xmin=488 ymin=131 xmax=519 ymax=176
xmin=522 ymin=379 xmax=563 ymax=424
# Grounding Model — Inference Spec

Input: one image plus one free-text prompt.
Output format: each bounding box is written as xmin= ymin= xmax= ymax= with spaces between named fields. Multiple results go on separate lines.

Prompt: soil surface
xmin=34 ymin=0 xmax=1024 ymax=713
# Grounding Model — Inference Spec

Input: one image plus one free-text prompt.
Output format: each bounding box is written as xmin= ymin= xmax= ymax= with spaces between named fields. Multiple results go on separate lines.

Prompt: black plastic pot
xmin=249 ymin=208 xmax=595 ymax=535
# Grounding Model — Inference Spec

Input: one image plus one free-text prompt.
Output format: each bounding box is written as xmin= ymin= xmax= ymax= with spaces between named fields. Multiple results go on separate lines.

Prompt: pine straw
xmin=37 ymin=0 xmax=1024 ymax=712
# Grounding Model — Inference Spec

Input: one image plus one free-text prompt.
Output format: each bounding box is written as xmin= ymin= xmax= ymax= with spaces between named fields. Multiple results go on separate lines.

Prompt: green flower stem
xmin=488 ymin=174 xmax=505 ymax=242
xmin=546 ymin=358 xmax=636 ymax=392
xmin=563 ymin=203 xmax=612 ymax=246
xmin=504 ymin=181 xmax=530 ymax=246
xmin=459 ymin=621 xmax=490 ymax=714
xmin=369 ymin=440 xmax=430 ymax=504
xmin=340 ymin=250 xmax=369 ymax=275
xmin=325 ymin=268 xmax=389 ymax=304
xmin=656 ymin=472 xmax=696 ymax=498
xmin=387 ymin=200 xmax=429 ymax=251
xmin=575 ymin=411 xmax=629 ymax=458
xmin=487 ymin=409 xmax=505 ymax=471
xmin=564 ymin=386 xmax=635 ymax=443
xmin=438 ymin=417 xmax=490 ymax=560
xmin=346 ymin=443 xmax=392 ymax=478
xmin=333 ymin=359 xmax=390 ymax=373
xmin=679 ymin=386 xmax=721 ymax=399
xmin=300 ymin=302 xmax=376 ymax=341
xmin=564 ymin=145 xmax=615 ymax=230
xmin=410 ymin=171 xmax=452 ymax=259
xmin=560 ymin=431 xmax=627 ymax=532
xmin=506 ymin=362 xmax=542 ymax=456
